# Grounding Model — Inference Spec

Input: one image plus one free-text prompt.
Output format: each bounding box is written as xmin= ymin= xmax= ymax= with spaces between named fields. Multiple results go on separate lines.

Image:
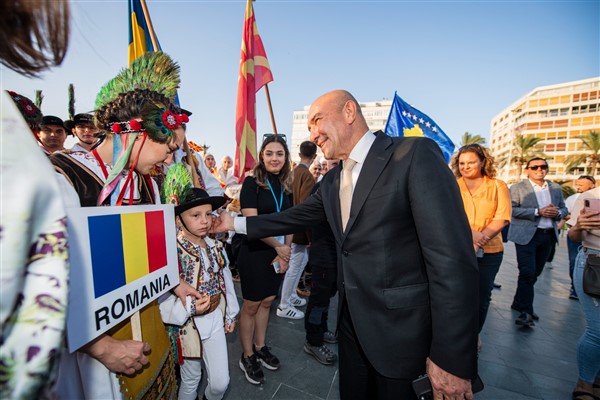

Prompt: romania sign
xmin=66 ymin=205 xmax=178 ymax=352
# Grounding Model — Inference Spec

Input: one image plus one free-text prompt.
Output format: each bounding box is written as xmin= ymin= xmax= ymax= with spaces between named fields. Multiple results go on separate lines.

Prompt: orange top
xmin=457 ymin=176 xmax=512 ymax=254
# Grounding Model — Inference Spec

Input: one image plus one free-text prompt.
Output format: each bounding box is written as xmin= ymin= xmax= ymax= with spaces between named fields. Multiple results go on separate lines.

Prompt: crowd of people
xmin=1 ymin=3 xmax=599 ymax=400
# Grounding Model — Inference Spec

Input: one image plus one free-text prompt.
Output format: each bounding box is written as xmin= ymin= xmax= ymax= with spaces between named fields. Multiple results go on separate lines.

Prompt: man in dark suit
xmin=217 ymin=90 xmax=478 ymax=399
xmin=507 ymin=157 xmax=568 ymax=327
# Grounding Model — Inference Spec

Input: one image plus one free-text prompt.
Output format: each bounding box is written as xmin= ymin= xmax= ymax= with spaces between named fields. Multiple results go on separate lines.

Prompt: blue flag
xmin=384 ymin=92 xmax=455 ymax=162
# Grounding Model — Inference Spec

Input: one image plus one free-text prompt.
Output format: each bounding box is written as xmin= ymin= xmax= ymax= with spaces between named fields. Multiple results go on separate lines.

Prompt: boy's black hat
xmin=175 ymin=188 xmax=226 ymax=216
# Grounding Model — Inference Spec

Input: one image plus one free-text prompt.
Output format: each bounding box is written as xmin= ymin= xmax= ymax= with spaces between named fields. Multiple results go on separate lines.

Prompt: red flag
xmin=234 ymin=0 xmax=274 ymax=181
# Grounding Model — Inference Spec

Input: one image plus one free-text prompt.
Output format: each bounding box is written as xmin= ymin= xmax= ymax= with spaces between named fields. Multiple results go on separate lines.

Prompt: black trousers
xmin=513 ymin=229 xmax=555 ymax=314
xmin=338 ymin=300 xmax=417 ymax=400
xmin=304 ymin=265 xmax=337 ymax=345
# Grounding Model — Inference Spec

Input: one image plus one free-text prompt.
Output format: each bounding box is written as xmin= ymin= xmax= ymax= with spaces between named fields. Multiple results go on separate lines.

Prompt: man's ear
xmin=343 ymin=100 xmax=356 ymax=124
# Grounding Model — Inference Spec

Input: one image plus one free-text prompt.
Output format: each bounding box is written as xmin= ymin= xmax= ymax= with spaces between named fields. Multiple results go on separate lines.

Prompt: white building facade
xmin=490 ymin=77 xmax=600 ymax=183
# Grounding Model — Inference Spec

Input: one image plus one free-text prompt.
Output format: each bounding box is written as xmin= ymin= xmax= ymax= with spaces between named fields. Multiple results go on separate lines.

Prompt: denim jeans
xmin=513 ymin=229 xmax=555 ymax=315
xmin=567 ymin=235 xmax=582 ymax=293
xmin=573 ymin=247 xmax=600 ymax=383
xmin=478 ymin=252 xmax=503 ymax=332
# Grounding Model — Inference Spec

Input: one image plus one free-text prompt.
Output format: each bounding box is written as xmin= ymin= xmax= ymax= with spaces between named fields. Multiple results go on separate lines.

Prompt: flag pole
xmin=264 ymin=84 xmax=277 ymax=134
xmin=140 ymin=0 xmax=160 ymax=51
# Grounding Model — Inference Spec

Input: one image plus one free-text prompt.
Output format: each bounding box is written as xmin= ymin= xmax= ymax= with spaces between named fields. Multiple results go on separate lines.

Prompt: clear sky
xmin=2 ymin=0 xmax=598 ymax=162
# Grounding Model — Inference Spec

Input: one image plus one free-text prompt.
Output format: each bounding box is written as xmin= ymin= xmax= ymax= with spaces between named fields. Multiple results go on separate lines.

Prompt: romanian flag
xmin=128 ymin=0 xmax=161 ymax=66
xmin=88 ymin=210 xmax=168 ymax=298
xmin=234 ymin=0 xmax=274 ymax=181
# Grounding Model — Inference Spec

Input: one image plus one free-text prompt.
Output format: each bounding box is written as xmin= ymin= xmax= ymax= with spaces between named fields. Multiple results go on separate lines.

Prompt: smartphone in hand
xmin=584 ymin=198 xmax=600 ymax=212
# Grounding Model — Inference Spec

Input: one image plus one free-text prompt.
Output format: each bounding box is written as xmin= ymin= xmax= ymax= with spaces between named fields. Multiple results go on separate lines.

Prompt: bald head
xmin=307 ymin=90 xmax=369 ymax=160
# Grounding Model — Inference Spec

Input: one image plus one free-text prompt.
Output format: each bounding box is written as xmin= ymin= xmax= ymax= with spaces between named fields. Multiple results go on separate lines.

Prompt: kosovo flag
xmin=384 ymin=92 xmax=455 ymax=162
xmin=128 ymin=0 xmax=162 ymax=66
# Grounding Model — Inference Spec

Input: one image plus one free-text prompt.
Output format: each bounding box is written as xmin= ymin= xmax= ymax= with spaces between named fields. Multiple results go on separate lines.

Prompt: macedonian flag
xmin=234 ymin=0 xmax=274 ymax=181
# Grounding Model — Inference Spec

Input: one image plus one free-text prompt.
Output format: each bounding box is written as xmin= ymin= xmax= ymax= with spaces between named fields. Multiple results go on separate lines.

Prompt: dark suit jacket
xmin=246 ymin=133 xmax=478 ymax=380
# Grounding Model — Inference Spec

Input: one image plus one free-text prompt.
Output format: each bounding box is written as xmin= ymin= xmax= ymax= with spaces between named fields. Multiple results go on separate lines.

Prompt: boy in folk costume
xmin=52 ymin=52 xmax=201 ymax=399
xmin=160 ymin=166 xmax=239 ymax=400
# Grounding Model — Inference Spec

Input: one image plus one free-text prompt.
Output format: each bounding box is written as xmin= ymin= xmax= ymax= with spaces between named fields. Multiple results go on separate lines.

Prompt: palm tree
xmin=564 ymin=131 xmax=600 ymax=176
xmin=459 ymin=131 xmax=486 ymax=146
xmin=554 ymin=179 xmax=576 ymax=199
xmin=499 ymin=134 xmax=546 ymax=179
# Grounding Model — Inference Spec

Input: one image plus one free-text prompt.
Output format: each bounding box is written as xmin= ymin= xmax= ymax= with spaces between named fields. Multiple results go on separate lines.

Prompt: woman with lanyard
xmin=236 ymin=134 xmax=293 ymax=385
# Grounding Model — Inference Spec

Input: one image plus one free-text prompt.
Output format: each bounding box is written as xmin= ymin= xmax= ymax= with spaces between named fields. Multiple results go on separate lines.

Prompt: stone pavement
xmin=206 ymin=234 xmax=583 ymax=399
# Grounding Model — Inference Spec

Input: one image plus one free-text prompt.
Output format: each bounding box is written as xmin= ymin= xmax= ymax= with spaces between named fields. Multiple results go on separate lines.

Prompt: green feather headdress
xmin=161 ymin=163 xmax=193 ymax=206
xmin=95 ymin=51 xmax=180 ymax=110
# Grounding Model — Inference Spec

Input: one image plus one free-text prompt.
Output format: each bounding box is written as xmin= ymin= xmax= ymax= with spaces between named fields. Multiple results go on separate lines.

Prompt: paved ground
xmin=201 ymin=234 xmax=583 ymax=399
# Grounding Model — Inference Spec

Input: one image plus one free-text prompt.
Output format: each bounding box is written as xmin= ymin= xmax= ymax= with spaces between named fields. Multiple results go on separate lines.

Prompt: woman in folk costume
xmin=51 ymin=52 xmax=200 ymax=399
xmin=160 ymin=165 xmax=240 ymax=400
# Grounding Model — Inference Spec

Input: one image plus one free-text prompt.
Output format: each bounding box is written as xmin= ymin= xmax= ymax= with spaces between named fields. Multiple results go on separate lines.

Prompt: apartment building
xmin=490 ymin=77 xmax=600 ymax=183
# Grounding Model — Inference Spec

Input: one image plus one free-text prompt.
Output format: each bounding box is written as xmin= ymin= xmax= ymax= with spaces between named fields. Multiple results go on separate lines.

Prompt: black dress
xmin=237 ymin=174 xmax=292 ymax=301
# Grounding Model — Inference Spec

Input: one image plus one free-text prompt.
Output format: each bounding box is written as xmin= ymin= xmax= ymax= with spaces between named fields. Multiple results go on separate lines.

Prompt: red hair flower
xmin=161 ymin=110 xmax=179 ymax=129
xmin=181 ymin=113 xmax=189 ymax=123
xmin=129 ymin=119 xmax=142 ymax=131
xmin=111 ymin=123 xmax=122 ymax=134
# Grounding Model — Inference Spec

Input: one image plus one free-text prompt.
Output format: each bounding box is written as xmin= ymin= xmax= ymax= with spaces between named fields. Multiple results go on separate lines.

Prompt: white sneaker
xmin=276 ymin=305 xmax=305 ymax=319
xmin=290 ymin=295 xmax=307 ymax=307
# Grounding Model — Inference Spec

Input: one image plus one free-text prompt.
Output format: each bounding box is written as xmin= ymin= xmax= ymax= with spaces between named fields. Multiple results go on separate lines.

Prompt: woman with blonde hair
xmin=451 ymin=144 xmax=511 ymax=347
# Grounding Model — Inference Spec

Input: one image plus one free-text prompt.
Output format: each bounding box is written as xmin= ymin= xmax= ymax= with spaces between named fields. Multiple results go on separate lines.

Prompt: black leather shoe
xmin=515 ymin=313 xmax=534 ymax=327
xmin=531 ymin=312 xmax=539 ymax=321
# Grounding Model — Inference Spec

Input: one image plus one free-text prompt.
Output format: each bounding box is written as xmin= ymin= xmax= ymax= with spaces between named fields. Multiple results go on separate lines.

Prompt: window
xmin=560 ymin=108 xmax=569 ymax=116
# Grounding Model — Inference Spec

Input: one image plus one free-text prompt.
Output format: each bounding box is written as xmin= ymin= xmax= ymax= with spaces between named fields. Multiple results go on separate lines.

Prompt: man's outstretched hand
xmin=211 ymin=210 xmax=235 ymax=233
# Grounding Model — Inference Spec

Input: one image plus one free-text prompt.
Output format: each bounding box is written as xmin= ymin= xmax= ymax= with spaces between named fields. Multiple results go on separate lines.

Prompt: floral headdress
xmin=93 ymin=52 xmax=189 ymax=205
xmin=6 ymin=90 xmax=43 ymax=132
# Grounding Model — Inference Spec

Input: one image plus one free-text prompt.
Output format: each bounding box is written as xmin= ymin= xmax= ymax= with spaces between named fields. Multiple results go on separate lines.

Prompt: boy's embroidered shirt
xmin=177 ymin=234 xmax=225 ymax=297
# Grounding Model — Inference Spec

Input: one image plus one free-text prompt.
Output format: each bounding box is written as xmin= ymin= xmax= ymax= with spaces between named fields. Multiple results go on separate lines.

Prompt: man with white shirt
xmin=508 ymin=158 xmax=568 ymax=327
xmin=215 ymin=90 xmax=478 ymax=399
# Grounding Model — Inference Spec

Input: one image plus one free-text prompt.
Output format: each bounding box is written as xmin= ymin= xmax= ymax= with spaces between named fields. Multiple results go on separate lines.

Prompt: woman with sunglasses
xmin=236 ymin=135 xmax=293 ymax=385
xmin=451 ymin=144 xmax=511 ymax=350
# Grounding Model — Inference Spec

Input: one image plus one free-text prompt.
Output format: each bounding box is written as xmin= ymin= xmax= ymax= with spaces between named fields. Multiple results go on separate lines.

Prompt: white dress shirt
xmin=529 ymin=179 xmax=554 ymax=229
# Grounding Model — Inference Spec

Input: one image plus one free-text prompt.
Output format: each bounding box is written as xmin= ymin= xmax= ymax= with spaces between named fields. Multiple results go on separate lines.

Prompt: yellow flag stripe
xmin=121 ymin=212 xmax=150 ymax=283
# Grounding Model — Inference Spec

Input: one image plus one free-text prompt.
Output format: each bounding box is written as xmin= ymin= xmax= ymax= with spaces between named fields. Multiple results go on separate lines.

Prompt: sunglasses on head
xmin=262 ymin=133 xmax=287 ymax=143
xmin=579 ymin=175 xmax=596 ymax=184
xmin=527 ymin=165 xmax=548 ymax=171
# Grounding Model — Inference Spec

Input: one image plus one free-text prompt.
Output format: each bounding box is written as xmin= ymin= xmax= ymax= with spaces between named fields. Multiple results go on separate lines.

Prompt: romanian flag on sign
xmin=234 ymin=0 xmax=274 ymax=181
xmin=128 ymin=0 xmax=161 ymax=66
xmin=88 ymin=210 xmax=168 ymax=298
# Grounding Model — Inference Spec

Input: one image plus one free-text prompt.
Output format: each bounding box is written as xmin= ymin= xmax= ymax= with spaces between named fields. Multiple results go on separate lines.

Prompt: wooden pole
xmin=140 ymin=0 xmax=160 ymax=51
xmin=131 ymin=311 xmax=142 ymax=341
xmin=264 ymin=84 xmax=277 ymax=134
